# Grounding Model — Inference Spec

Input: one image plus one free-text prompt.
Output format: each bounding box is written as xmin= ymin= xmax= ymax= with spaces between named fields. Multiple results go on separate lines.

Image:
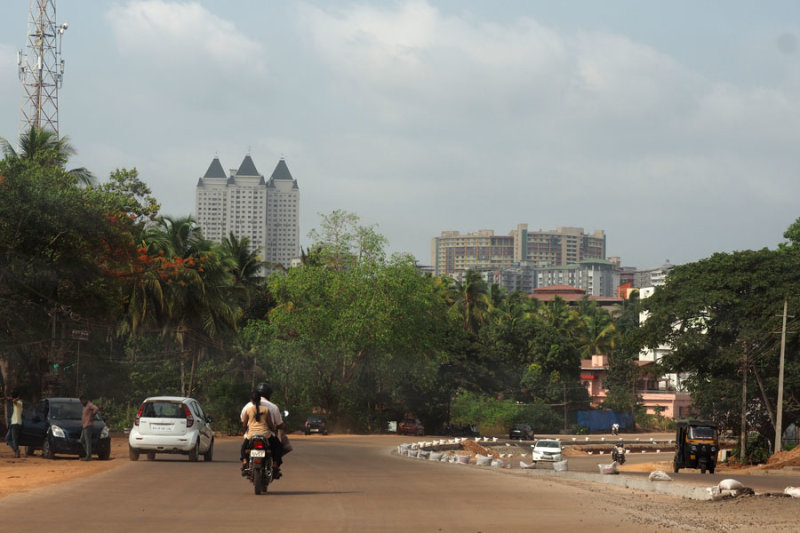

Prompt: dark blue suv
xmin=17 ymin=398 xmax=111 ymax=459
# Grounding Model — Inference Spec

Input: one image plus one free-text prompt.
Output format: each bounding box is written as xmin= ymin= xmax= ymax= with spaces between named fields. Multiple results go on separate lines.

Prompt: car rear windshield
xmin=141 ymin=401 xmax=186 ymax=418
xmin=48 ymin=402 xmax=83 ymax=420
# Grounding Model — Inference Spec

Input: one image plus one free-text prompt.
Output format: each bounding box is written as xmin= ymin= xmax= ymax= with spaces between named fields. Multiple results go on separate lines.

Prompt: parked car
xmin=128 ymin=396 xmax=214 ymax=462
xmin=397 ymin=418 xmax=424 ymax=436
xmin=531 ymin=439 xmax=563 ymax=463
xmin=509 ymin=423 xmax=534 ymax=440
xmin=17 ymin=397 xmax=111 ymax=460
xmin=304 ymin=415 xmax=328 ymax=435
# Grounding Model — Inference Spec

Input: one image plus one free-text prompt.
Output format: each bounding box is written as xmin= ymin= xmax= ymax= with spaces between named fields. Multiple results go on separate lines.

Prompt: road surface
xmin=1 ymin=434 xmax=799 ymax=532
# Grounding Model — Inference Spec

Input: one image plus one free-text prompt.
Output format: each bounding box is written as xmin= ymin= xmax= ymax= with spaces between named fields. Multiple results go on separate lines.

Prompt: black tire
xmin=42 ymin=438 xmax=55 ymax=460
xmin=129 ymin=446 xmax=140 ymax=461
xmin=204 ymin=439 xmax=214 ymax=462
xmin=188 ymin=439 xmax=199 ymax=462
xmin=673 ymin=461 xmax=679 ymax=474
xmin=98 ymin=446 xmax=111 ymax=460
xmin=700 ymin=464 xmax=707 ymax=474
xmin=254 ymin=468 xmax=264 ymax=495
xmin=709 ymin=465 xmax=715 ymax=474
xmin=147 ymin=452 xmax=156 ymax=461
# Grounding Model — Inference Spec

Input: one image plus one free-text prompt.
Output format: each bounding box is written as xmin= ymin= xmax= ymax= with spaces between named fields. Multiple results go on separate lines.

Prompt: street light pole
xmin=776 ymin=298 xmax=788 ymax=452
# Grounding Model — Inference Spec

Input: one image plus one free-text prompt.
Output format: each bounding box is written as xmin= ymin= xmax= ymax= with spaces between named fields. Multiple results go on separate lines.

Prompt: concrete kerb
xmin=392 ymin=444 xmax=715 ymax=501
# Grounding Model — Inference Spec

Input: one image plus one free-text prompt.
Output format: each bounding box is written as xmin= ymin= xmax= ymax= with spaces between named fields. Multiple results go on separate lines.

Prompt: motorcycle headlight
xmin=100 ymin=426 xmax=109 ymax=439
xmin=51 ymin=425 xmax=66 ymax=438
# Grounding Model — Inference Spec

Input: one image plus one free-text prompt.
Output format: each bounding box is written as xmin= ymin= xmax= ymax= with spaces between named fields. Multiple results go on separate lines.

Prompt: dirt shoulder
xmin=0 ymin=434 xmax=131 ymax=499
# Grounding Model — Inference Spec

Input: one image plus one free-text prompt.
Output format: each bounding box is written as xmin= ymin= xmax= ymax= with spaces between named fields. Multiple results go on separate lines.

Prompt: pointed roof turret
xmin=236 ymin=155 xmax=261 ymax=177
xmin=203 ymin=157 xmax=227 ymax=179
xmin=270 ymin=158 xmax=294 ymax=180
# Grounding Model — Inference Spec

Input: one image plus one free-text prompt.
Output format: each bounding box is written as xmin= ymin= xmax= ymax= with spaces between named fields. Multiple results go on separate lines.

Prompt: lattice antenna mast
xmin=17 ymin=0 xmax=68 ymax=138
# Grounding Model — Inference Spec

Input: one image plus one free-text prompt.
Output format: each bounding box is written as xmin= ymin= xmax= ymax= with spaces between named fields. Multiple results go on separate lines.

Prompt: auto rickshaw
xmin=673 ymin=419 xmax=719 ymax=474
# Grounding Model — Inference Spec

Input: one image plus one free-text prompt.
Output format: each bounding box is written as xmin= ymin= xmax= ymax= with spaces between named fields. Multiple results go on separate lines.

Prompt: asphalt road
xmin=2 ymin=434 xmax=799 ymax=532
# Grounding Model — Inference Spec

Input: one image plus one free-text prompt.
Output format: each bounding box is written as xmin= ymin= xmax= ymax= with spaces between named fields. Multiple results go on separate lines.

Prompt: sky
xmin=2 ymin=1 xmax=799 ymax=269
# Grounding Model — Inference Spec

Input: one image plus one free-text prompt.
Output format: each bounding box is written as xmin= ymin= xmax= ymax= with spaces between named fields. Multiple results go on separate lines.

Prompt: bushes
xmin=731 ymin=432 xmax=771 ymax=465
xmin=449 ymin=390 xmax=561 ymax=435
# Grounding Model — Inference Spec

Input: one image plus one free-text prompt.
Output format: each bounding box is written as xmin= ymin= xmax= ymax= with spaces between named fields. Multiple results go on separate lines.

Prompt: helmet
xmin=256 ymin=382 xmax=273 ymax=399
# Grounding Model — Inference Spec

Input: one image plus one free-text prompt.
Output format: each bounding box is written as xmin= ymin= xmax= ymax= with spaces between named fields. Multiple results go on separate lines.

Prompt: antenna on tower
xmin=17 ymin=0 xmax=68 ymax=138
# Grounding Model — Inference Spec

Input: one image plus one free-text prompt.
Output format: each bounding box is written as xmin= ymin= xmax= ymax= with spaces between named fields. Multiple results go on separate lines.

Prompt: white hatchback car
xmin=531 ymin=439 xmax=563 ymax=463
xmin=128 ymin=396 xmax=214 ymax=462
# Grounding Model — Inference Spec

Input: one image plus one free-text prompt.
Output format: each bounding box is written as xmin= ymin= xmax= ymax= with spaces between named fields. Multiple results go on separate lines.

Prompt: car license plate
xmin=250 ymin=449 xmax=266 ymax=458
xmin=152 ymin=424 xmax=173 ymax=431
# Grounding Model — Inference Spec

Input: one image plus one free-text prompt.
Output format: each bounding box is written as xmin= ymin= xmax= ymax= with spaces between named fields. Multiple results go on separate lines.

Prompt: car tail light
xmin=183 ymin=403 xmax=194 ymax=428
xmin=253 ymin=439 xmax=265 ymax=450
xmin=134 ymin=403 xmax=144 ymax=426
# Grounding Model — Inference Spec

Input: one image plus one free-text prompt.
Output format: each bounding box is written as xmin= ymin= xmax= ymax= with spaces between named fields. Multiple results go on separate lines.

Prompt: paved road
xmin=2 ymin=434 xmax=799 ymax=532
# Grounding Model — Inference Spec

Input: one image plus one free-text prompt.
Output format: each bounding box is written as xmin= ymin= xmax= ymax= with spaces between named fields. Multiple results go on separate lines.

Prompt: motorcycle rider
xmin=613 ymin=441 xmax=626 ymax=463
xmin=241 ymin=389 xmax=271 ymax=473
xmin=240 ymin=382 xmax=286 ymax=478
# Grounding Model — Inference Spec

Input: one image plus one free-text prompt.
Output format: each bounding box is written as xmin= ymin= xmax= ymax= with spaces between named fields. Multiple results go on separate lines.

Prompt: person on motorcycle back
xmin=240 ymin=382 xmax=286 ymax=477
xmin=613 ymin=441 xmax=625 ymax=462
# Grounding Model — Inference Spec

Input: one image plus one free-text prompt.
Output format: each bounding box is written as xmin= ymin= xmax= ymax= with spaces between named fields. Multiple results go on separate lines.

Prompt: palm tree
xmin=221 ymin=232 xmax=264 ymax=287
xmin=1 ymin=126 xmax=94 ymax=185
xmin=450 ymin=270 xmax=489 ymax=333
xmin=130 ymin=216 xmax=240 ymax=395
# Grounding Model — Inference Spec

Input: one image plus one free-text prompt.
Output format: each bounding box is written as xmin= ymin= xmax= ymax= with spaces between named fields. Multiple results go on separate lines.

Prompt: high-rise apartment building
xmin=430 ymin=230 xmax=515 ymax=276
xmin=195 ymin=155 xmax=300 ymax=268
xmin=431 ymin=225 xmax=606 ymax=277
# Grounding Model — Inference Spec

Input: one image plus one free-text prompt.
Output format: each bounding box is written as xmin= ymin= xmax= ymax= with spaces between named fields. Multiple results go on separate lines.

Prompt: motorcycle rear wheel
xmin=255 ymin=470 xmax=267 ymax=494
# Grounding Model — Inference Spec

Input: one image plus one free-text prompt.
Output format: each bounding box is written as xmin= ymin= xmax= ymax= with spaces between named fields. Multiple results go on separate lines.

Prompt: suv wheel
xmin=98 ymin=446 xmax=111 ymax=460
xmin=42 ymin=438 xmax=55 ymax=460
xmin=129 ymin=446 xmax=140 ymax=461
xmin=204 ymin=439 xmax=214 ymax=462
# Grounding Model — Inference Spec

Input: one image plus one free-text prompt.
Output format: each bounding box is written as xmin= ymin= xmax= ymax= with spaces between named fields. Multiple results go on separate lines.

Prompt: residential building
xmin=195 ymin=155 xmax=300 ymax=268
xmin=493 ymin=259 xmax=620 ymax=297
xmin=509 ymin=224 xmax=606 ymax=267
xmin=430 ymin=230 xmax=515 ymax=276
xmin=580 ymin=355 xmax=692 ymax=419
xmin=431 ymin=225 xmax=606 ymax=277
xmin=633 ymin=262 xmax=674 ymax=288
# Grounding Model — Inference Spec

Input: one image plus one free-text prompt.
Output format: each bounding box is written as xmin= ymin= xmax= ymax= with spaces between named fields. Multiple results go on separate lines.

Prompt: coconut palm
xmin=450 ymin=270 xmax=489 ymax=333
xmin=1 ymin=126 xmax=94 ymax=185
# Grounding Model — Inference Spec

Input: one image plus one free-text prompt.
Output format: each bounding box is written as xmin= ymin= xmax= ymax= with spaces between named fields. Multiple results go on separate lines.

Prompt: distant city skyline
xmin=2 ymin=1 xmax=799 ymax=269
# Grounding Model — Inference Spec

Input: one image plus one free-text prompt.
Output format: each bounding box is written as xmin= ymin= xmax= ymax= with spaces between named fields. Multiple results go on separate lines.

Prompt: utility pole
xmin=776 ymin=298 xmax=789 ymax=452
xmin=17 ymin=0 xmax=68 ymax=138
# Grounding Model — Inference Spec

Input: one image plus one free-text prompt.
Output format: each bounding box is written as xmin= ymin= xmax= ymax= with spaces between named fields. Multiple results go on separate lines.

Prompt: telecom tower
xmin=17 ymin=0 xmax=68 ymax=137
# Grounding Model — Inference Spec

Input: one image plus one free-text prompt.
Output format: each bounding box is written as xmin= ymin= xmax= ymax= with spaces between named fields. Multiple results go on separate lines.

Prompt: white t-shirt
xmin=240 ymin=397 xmax=283 ymax=438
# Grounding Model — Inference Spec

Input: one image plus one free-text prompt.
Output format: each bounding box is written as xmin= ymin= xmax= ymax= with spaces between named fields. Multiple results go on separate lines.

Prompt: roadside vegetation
xmin=2 ymin=128 xmax=800 ymax=462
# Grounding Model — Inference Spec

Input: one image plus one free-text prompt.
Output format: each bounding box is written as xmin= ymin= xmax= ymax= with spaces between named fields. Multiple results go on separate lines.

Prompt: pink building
xmin=580 ymin=354 xmax=692 ymax=419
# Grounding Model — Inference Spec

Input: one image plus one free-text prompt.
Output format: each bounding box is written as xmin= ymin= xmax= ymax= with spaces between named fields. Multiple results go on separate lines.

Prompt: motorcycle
xmin=611 ymin=445 xmax=626 ymax=465
xmin=245 ymin=434 xmax=274 ymax=494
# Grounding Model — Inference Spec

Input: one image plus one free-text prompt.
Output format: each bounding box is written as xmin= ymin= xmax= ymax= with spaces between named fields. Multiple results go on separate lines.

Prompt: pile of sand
xmin=460 ymin=439 xmax=497 ymax=459
xmin=754 ymin=445 xmax=800 ymax=470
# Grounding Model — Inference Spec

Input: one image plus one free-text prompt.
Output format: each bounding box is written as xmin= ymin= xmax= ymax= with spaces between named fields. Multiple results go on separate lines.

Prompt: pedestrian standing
xmin=79 ymin=396 xmax=99 ymax=461
xmin=5 ymin=390 xmax=23 ymax=458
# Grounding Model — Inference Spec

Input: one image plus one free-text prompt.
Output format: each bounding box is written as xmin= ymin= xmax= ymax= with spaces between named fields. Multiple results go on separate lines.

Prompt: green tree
xmin=1 ymin=126 xmax=93 ymax=185
xmin=640 ymin=247 xmax=800 ymax=460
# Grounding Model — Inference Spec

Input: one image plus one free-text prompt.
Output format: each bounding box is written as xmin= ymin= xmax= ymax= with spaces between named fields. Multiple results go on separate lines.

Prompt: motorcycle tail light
xmin=254 ymin=439 xmax=266 ymax=450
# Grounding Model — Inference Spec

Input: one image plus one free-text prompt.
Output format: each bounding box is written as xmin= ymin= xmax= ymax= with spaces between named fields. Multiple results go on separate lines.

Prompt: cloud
xmin=107 ymin=1 xmax=266 ymax=75
xmin=289 ymin=1 xmax=800 ymax=266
